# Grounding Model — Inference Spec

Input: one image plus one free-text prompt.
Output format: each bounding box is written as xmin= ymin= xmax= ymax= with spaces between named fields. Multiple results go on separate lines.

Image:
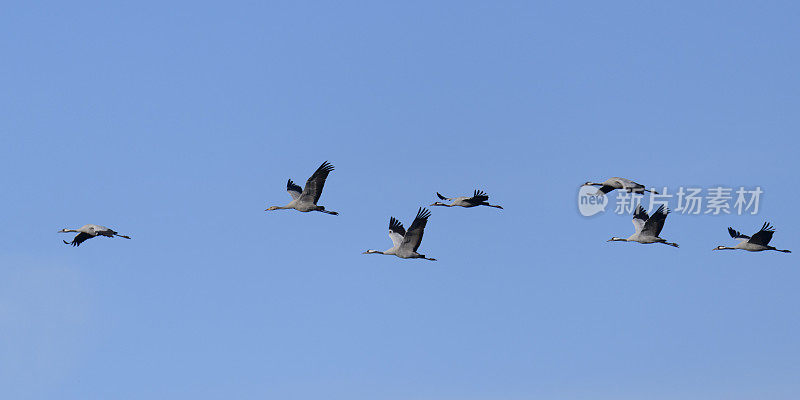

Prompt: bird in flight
xmin=713 ymin=222 xmax=791 ymax=253
xmin=430 ymin=190 xmax=503 ymax=209
xmin=582 ymin=177 xmax=658 ymax=196
xmin=363 ymin=207 xmax=437 ymax=261
xmin=607 ymin=205 xmax=678 ymax=247
xmin=265 ymin=161 xmax=339 ymax=215
xmin=59 ymin=224 xmax=131 ymax=247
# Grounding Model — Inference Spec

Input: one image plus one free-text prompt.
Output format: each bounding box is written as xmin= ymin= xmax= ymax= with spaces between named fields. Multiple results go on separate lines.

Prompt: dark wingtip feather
xmin=416 ymin=207 xmax=431 ymax=220
xmin=472 ymin=189 xmax=489 ymax=200
xmin=728 ymin=227 xmax=751 ymax=240
xmin=389 ymin=216 xmax=406 ymax=236
xmin=287 ymin=179 xmax=302 ymax=192
xmin=436 ymin=192 xmax=448 ymax=200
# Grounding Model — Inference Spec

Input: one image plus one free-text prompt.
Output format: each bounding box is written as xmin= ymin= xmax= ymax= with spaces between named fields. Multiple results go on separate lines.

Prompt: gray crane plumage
xmin=430 ymin=190 xmax=503 ymax=209
xmin=582 ymin=177 xmax=658 ymax=196
xmin=363 ymin=208 xmax=437 ymax=261
xmin=608 ymin=205 xmax=678 ymax=247
xmin=58 ymin=224 xmax=131 ymax=247
xmin=713 ymin=222 xmax=791 ymax=252
xmin=266 ymin=161 xmax=339 ymax=215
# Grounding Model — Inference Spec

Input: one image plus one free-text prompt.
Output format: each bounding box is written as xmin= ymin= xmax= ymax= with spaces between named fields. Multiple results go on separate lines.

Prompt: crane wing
xmin=632 ymin=205 xmax=648 ymax=233
xmin=624 ymin=179 xmax=646 ymax=194
xmin=300 ymin=161 xmax=334 ymax=204
xmin=748 ymin=222 xmax=775 ymax=246
xmin=96 ymin=228 xmax=117 ymax=238
xmin=641 ymin=205 xmax=669 ymax=237
xmin=436 ymin=192 xmax=451 ymax=201
xmin=610 ymin=177 xmax=630 ymax=188
xmin=642 ymin=204 xmax=669 ymax=237
xmin=64 ymin=232 xmax=93 ymax=247
xmin=467 ymin=189 xmax=489 ymax=204
xmin=388 ymin=217 xmax=406 ymax=248
xmin=728 ymin=227 xmax=751 ymax=241
xmin=596 ymin=185 xmax=615 ymax=195
xmin=286 ymin=179 xmax=303 ymax=200
xmin=401 ymin=208 xmax=431 ymax=253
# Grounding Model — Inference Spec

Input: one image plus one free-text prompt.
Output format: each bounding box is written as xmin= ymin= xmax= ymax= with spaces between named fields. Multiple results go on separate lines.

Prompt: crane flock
xmin=57 ymin=169 xmax=791 ymax=257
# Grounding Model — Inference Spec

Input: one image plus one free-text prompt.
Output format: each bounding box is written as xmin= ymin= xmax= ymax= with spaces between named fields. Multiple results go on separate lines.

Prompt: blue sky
xmin=1 ymin=1 xmax=799 ymax=398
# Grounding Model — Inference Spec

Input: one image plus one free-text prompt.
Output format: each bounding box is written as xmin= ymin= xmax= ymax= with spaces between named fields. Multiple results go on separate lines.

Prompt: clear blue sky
xmin=1 ymin=1 xmax=798 ymax=399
